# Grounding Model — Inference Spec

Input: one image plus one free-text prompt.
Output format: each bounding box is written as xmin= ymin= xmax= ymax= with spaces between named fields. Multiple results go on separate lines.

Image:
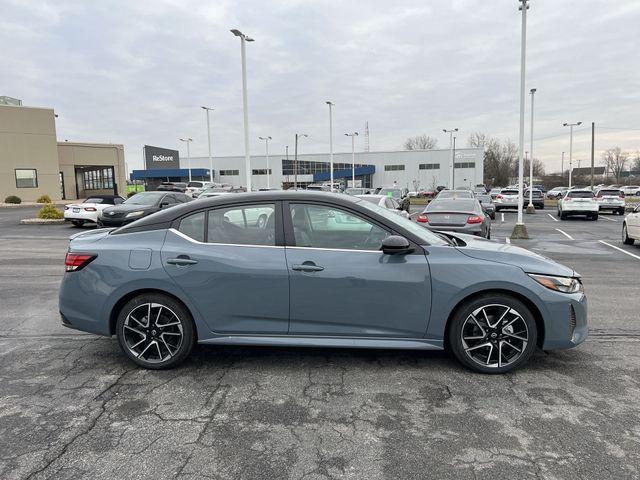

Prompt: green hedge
xmin=37 ymin=204 xmax=64 ymax=219
xmin=36 ymin=195 xmax=52 ymax=204
xmin=4 ymin=195 xmax=21 ymax=204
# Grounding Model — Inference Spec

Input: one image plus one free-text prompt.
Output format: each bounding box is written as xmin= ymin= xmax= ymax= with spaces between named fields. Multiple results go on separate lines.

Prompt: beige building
xmin=0 ymin=103 xmax=126 ymax=202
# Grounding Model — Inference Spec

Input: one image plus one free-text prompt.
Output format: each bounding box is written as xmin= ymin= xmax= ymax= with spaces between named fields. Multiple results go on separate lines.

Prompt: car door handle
xmin=292 ymin=263 xmax=324 ymax=272
xmin=166 ymin=256 xmax=198 ymax=266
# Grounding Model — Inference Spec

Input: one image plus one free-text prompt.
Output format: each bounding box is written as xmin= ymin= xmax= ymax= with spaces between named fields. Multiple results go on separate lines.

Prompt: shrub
xmin=127 ymin=191 xmax=138 ymax=198
xmin=4 ymin=195 xmax=21 ymax=204
xmin=37 ymin=204 xmax=64 ymax=220
xmin=36 ymin=194 xmax=52 ymax=204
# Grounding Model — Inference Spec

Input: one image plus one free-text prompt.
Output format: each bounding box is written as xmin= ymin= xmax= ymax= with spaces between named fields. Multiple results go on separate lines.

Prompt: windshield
xmin=124 ymin=192 xmax=164 ymax=205
xmin=357 ymin=199 xmax=447 ymax=246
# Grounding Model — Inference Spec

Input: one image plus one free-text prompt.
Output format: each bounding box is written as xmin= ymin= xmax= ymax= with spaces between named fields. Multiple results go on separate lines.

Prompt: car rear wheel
xmin=116 ymin=293 xmax=195 ymax=369
xmin=448 ymin=294 xmax=537 ymax=374
xmin=623 ymin=224 xmax=635 ymax=245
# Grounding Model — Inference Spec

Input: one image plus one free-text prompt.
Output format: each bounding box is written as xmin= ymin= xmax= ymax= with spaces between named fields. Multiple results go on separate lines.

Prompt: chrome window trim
xmin=285 ymin=246 xmax=383 ymax=254
xmin=169 ymin=228 xmax=283 ymax=249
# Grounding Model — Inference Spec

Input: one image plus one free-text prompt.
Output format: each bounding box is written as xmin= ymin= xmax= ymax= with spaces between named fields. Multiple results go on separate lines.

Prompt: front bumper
xmin=97 ymin=217 xmax=135 ymax=227
xmin=541 ymin=292 xmax=588 ymax=349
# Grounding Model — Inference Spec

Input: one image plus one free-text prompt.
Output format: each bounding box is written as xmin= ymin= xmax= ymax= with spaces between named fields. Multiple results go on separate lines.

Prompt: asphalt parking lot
xmin=1 ymin=206 xmax=639 ymax=479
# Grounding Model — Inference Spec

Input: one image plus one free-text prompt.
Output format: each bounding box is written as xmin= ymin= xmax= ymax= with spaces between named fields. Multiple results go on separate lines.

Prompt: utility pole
xmin=563 ymin=121 xmax=582 ymax=189
xmin=590 ymin=122 xmax=595 ymax=189
xmin=526 ymin=88 xmax=536 ymax=214
xmin=512 ymin=0 xmax=530 ymax=239
xmin=443 ymin=128 xmax=458 ymax=188
xmin=326 ymin=101 xmax=335 ymax=191
xmin=345 ymin=132 xmax=359 ymax=187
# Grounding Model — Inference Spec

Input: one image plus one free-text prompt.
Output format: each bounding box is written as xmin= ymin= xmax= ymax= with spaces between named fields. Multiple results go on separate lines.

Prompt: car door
xmin=284 ymin=201 xmax=432 ymax=338
xmin=162 ymin=202 xmax=289 ymax=334
xmin=628 ymin=206 xmax=640 ymax=239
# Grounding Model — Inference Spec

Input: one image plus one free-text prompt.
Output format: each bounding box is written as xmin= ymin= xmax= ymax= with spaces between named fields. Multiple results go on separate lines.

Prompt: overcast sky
xmin=3 ymin=0 xmax=639 ymax=173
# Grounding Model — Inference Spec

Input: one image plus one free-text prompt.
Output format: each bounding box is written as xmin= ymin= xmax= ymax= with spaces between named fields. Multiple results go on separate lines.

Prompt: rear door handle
xmin=292 ymin=263 xmax=324 ymax=272
xmin=167 ymin=255 xmax=198 ymax=266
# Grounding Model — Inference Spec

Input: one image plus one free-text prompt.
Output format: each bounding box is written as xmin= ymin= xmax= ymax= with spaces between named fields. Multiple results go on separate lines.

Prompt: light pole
xmin=293 ymin=133 xmax=308 ymax=189
xmin=179 ymin=138 xmax=193 ymax=182
xmin=326 ymin=101 xmax=335 ymax=191
xmin=452 ymin=136 xmax=457 ymax=188
xmin=258 ymin=136 xmax=272 ymax=189
xmin=231 ymin=29 xmax=254 ymax=191
xmin=561 ymin=151 xmax=565 ymax=181
xmin=526 ymin=88 xmax=536 ymax=214
xmin=201 ymin=106 xmax=214 ymax=182
xmin=345 ymin=132 xmax=359 ymax=187
xmin=443 ymin=128 xmax=458 ymax=188
xmin=563 ymin=121 xmax=582 ymax=189
xmin=512 ymin=0 xmax=530 ymax=239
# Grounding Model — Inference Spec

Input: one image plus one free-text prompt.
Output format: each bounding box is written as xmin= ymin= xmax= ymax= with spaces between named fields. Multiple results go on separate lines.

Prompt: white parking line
xmin=600 ymin=216 xmax=617 ymax=222
xmin=505 ymin=237 xmax=511 ymax=244
xmin=501 ymin=213 xmax=505 ymax=223
xmin=599 ymin=240 xmax=640 ymax=260
xmin=547 ymin=213 xmax=558 ymax=222
xmin=555 ymin=228 xmax=574 ymax=240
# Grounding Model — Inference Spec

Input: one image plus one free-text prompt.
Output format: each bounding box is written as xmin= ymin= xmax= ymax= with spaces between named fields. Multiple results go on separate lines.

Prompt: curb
xmin=19 ymin=218 xmax=66 ymax=225
xmin=1 ymin=202 xmax=68 ymax=208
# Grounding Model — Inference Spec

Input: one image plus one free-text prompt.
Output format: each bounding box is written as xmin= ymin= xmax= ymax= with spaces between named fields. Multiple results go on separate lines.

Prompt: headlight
xmin=125 ymin=210 xmax=145 ymax=218
xmin=528 ymin=274 xmax=583 ymax=294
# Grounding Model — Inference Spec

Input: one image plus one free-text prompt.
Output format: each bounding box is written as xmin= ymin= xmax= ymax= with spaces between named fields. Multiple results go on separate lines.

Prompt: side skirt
xmin=198 ymin=335 xmax=444 ymax=350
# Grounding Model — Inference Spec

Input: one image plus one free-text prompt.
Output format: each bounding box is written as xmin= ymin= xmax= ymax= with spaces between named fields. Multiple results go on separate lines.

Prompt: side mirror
xmin=381 ymin=235 xmax=413 ymax=255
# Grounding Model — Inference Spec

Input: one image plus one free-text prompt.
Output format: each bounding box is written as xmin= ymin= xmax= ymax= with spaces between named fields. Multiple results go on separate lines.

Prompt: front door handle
xmin=167 ymin=255 xmax=198 ymax=266
xmin=292 ymin=263 xmax=324 ymax=272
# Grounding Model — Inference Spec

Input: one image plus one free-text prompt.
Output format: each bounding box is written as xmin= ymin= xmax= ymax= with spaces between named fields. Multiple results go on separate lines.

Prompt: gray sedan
xmin=417 ymin=198 xmax=491 ymax=238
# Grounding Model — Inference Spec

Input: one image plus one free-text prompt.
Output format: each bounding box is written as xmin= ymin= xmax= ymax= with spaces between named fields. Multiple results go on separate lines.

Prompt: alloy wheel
xmin=122 ymin=303 xmax=184 ymax=364
xmin=461 ymin=304 xmax=529 ymax=369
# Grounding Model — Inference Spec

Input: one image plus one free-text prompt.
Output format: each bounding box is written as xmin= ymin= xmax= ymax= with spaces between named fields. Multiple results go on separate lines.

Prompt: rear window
xmin=85 ymin=197 xmax=105 ymax=204
xmin=188 ymin=182 xmax=203 ymax=188
xmin=525 ymin=190 xmax=543 ymax=197
xmin=598 ymin=190 xmax=621 ymax=196
xmin=427 ymin=199 xmax=477 ymax=212
xmin=501 ymin=189 xmax=518 ymax=195
xmin=567 ymin=191 xmax=594 ymax=198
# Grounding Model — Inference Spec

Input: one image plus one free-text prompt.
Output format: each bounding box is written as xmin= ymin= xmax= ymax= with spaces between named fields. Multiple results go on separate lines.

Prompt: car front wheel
xmin=116 ymin=293 xmax=195 ymax=369
xmin=448 ymin=294 xmax=537 ymax=374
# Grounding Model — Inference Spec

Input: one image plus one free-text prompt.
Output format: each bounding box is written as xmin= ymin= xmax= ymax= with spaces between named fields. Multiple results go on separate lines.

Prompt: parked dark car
xmin=476 ymin=194 xmax=496 ymax=219
xmin=378 ymin=187 xmax=410 ymax=212
xmin=156 ymin=182 xmax=188 ymax=193
xmin=98 ymin=191 xmax=192 ymax=227
xmin=417 ymin=197 xmax=491 ymax=238
xmin=525 ymin=189 xmax=545 ymax=209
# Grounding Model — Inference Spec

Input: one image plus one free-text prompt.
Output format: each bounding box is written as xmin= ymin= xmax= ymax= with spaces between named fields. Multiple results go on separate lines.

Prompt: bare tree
xmin=523 ymin=157 xmax=546 ymax=177
xmin=404 ymin=135 xmax=438 ymax=150
xmin=467 ymin=132 xmax=488 ymax=148
xmin=601 ymin=147 xmax=628 ymax=183
xmin=632 ymin=151 xmax=640 ymax=172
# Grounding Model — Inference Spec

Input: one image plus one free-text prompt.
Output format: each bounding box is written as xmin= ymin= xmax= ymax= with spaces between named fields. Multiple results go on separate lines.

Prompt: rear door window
xmin=178 ymin=211 xmax=205 ymax=242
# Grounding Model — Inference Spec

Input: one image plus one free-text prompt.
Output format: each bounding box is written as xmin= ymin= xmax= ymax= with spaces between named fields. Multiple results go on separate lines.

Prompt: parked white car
xmin=595 ymin=188 xmax=625 ymax=215
xmin=185 ymin=181 xmax=215 ymax=198
xmin=547 ymin=186 xmax=568 ymax=199
xmin=63 ymin=195 xmax=125 ymax=227
xmin=622 ymin=205 xmax=640 ymax=244
xmin=620 ymin=185 xmax=640 ymax=197
xmin=557 ymin=189 xmax=599 ymax=220
xmin=494 ymin=188 xmax=519 ymax=211
xmin=355 ymin=194 xmax=410 ymax=219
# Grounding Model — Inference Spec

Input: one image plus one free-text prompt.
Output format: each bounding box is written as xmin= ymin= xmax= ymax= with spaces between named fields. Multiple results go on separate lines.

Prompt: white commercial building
xmin=138 ymin=147 xmax=484 ymax=191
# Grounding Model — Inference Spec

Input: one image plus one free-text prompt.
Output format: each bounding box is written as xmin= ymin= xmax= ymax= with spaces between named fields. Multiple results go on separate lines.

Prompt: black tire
xmin=592 ymin=213 xmax=598 ymax=221
xmin=71 ymin=220 xmax=84 ymax=227
xmin=447 ymin=293 xmax=538 ymax=374
xmin=486 ymin=228 xmax=491 ymax=240
xmin=116 ymin=293 xmax=196 ymax=369
xmin=619 ymin=208 xmax=625 ymax=216
xmin=623 ymin=224 xmax=635 ymax=245
xmin=560 ymin=211 xmax=567 ymax=220
xmin=490 ymin=213 xmax=496 ymax=220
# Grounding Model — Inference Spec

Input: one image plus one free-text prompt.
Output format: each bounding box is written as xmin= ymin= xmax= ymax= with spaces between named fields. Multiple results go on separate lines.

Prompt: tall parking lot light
xmin=259 ymin=136 xmax=272 ymax=189
xmin=526 ymin=88 xmax=537 ymax=214
xmin=294 ymin=133 xmax=308 ymax=189
xmin=179 ymin=138 xmax=193 ymax=181
xmin=511 ymin=0 xmax=530 ymax=239
xmin=326 ymin=101 xmax=335 ymax=191
xmin=563 ymin=122 xmax=582 ymax=189
xmin=443 ymin=128 xmax=458 ymax=188
xmin=231 ymin=29 xmax=254 ymax=191
xmin=345 ymin=132 xmax=359 ymax=187
xmin=201 ymin=106 xmax=214 ymax=182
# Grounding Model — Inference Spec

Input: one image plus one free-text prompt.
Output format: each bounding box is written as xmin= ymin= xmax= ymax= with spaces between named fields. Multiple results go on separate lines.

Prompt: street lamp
xmin=326 ymin=101 xmax=335 ymax=191
xmin=258 ymin=136 xmax=272 ymax=189
xmin=293 ymin=133 xmax=308 ymax=189
xmin=201 ymin=106 xmax=214 ymax=182
xmin=512 ymin=0 xmax=530 ymax=239
xmin=443 ymin=128 xmax=458 ymax=188
xmin=231 ymin=29 xmax=254 ymax=191
xmin=179 ymin=138 xmax=193 ymax=182
xmin=345 ymin=132 xmax=359 ymax=187
xmin=563 ymin=121 xmax=582 ymax=189
xmin=526 ymin=88 xmax=536 ymax=214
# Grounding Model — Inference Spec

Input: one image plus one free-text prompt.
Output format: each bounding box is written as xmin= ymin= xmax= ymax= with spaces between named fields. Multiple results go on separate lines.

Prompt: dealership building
xmin=132 ymin=147 xmax=484 ymax=191
xmin=0 ymin=101 xmax=126 ymax=202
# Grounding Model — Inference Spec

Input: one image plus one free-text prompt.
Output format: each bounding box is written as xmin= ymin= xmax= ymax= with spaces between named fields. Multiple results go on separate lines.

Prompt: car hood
xmin=103 ymin=204 xmax=155 ymax=213
xmin=447 ymin=232 xmax=576 ymax=277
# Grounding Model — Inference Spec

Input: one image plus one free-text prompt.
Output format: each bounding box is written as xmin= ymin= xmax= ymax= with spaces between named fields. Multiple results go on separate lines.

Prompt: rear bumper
xmin=427 ymin=224 xmax=483 ymax=235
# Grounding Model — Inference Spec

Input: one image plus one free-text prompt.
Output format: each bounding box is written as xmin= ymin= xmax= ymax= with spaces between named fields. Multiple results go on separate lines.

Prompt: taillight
xmin=620 ymin=193 xmax=625 ymax=199
xmin=596 ymin=194 xmax=602 ymax=198
xmin=65 ymin=253 xmax=96 ymax=272
xmin=416 ymin=214 xmax=429 ymax=223
xmin=467 ymin=215 xmax=483 ymax=224
xmin=496 ymin=194 xmax=504 ymax=199
xmin=83 ymin=207 xmax=97 ymax=211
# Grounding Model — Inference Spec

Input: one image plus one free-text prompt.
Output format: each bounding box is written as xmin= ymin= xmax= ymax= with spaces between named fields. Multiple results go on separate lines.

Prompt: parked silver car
xmin=494 ymin=188 xmax=519 ymax=211
xmin=417 ymin=198 xmax=491 ymax=238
